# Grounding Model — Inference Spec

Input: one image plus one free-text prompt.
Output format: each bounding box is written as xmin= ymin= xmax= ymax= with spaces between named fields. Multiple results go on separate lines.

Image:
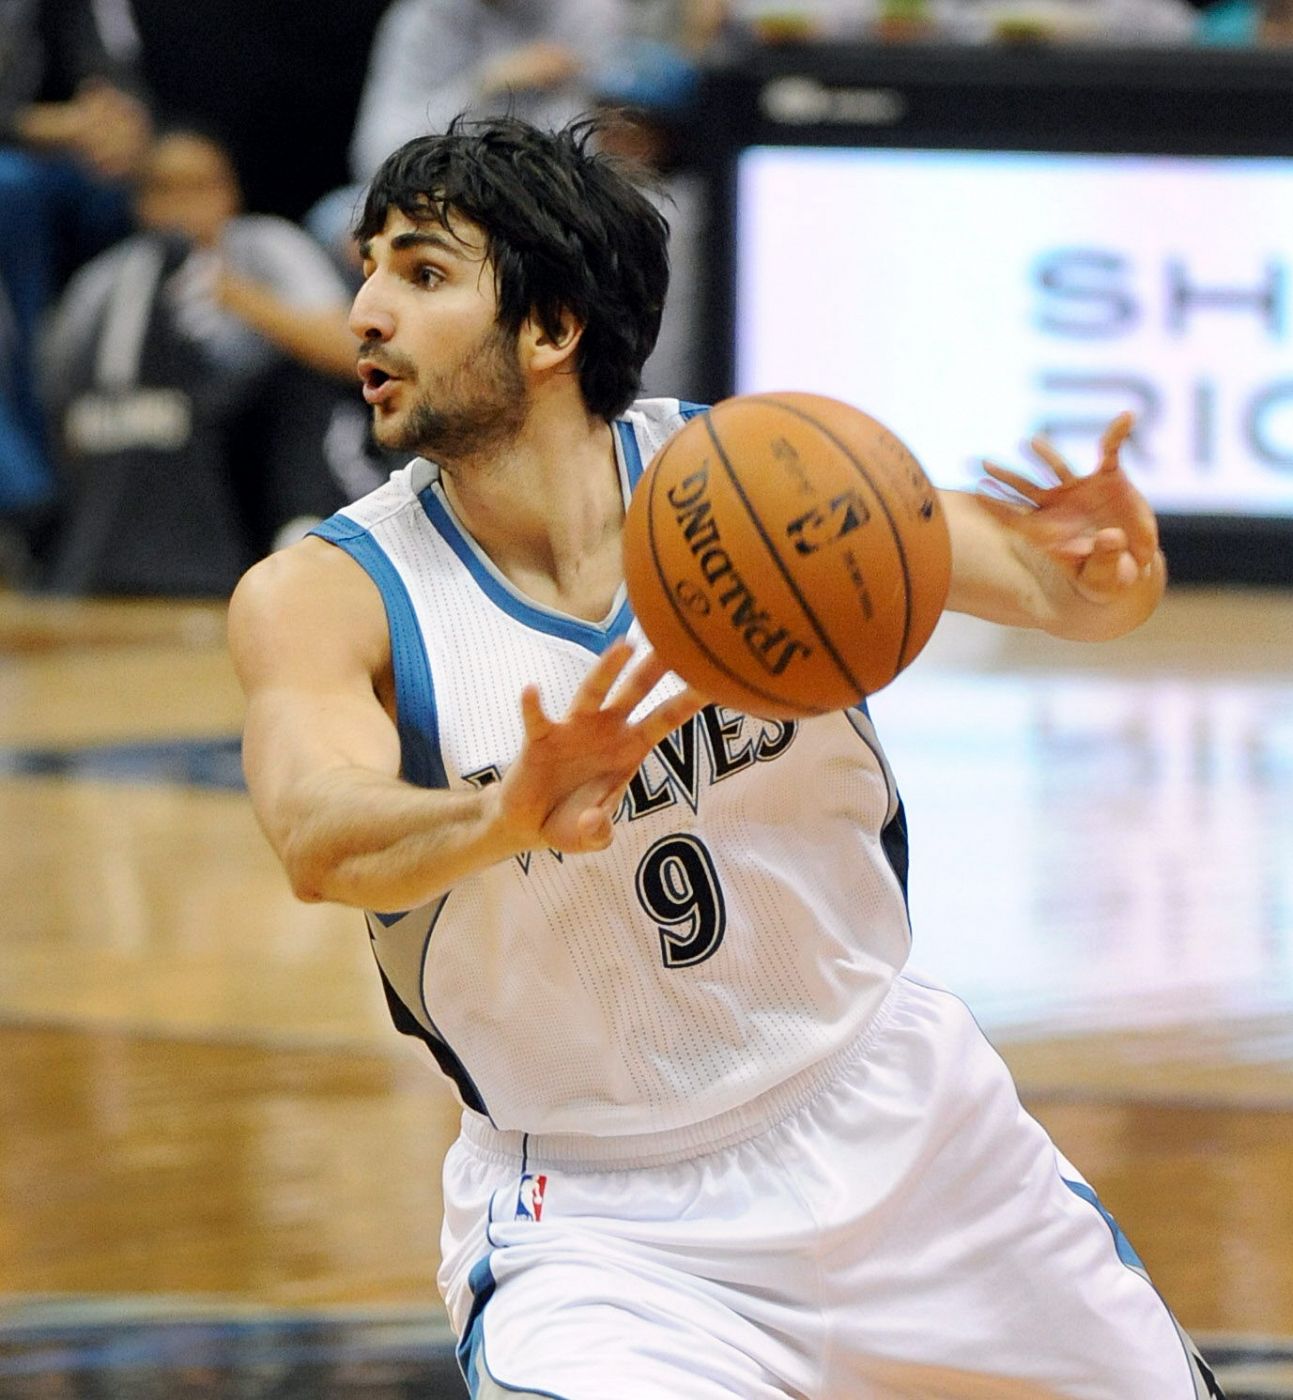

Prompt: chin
xmin=370 ymin=411 xmax=410 ymax=453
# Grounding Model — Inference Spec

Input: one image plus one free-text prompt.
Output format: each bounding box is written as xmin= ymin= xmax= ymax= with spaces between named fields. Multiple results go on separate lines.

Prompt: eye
xmin=416 ymin=263 xmax=444 ymax=289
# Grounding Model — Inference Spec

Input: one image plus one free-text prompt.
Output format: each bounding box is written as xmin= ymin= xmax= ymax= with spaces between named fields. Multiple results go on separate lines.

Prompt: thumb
xmin=576 ymin=805 xmax=615 ymax=851
xmin=1074 ymin=537 xmax=1137 ymax=601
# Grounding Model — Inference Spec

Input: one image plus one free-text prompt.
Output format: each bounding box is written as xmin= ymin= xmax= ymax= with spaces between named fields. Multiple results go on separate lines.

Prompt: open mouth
xmin=359 ymin=364 xmax=400 ymax=405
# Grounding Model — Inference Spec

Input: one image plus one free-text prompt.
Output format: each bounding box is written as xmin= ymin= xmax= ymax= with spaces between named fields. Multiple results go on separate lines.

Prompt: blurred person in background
xmin=0 ymin=0 xmax=151 ymax=579
xmin=349 ymin=0 xmax=630 ymax=184
xmin=308 ymin=0 xmax=633 ymax=268
xmin=592 ymin=1 xmax=728 ymax=400
xmin=38 ymin=129 xmax=367 ymax=598
xmin=133 ymin=130 xmax=357 ymax=387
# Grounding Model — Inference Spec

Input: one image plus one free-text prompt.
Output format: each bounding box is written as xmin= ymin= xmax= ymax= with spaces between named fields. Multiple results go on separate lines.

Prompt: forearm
xmin=12 ymin=101 xmax=82 ymax=150
xmin=216 ymin=274 xmax=357 ymax=381
xmin=273 ymin=765 xmax=520 ymax=912
xmin=942 ymin=489 xmax=1166 ymax=642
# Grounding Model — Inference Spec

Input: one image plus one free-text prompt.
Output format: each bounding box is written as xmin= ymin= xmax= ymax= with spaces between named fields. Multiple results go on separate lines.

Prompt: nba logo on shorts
xmin=515 ymin=1173 xmax=547 ymax=1222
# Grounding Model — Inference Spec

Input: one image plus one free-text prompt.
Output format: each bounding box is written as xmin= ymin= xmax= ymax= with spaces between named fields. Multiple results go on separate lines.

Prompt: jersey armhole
xmin=311 ymin=516 xmax=447 ymax=789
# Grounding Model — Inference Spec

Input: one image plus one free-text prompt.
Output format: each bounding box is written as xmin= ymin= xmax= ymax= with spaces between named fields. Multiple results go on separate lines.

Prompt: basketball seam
xmin=641 ymin=427 xmax=829 ymax=718
xmin=704 ymin=409 xmax=866 ymax=699
xmin=752 ymin=396 xmax=916 ymax=678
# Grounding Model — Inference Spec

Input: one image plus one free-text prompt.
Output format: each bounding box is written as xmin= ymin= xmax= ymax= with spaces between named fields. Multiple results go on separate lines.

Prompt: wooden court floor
xmin=0 ymin=584 xmax=1291 ymax=1386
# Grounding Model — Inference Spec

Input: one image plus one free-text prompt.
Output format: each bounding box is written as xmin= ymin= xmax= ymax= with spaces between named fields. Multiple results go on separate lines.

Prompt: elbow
xmin=281 ymin=832 xmax=396 ymax=910
xmin=280 ymin=830 xmax=344 ymax=905
xmin=285 ymin=861 xmax=331 ymax=906
xmin=289 ymin=873 xmax=328 ymax=905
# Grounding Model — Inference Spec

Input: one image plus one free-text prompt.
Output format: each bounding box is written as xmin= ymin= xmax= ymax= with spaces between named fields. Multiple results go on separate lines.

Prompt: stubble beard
xmin=376 ymin=323 xmax=529 ymax=467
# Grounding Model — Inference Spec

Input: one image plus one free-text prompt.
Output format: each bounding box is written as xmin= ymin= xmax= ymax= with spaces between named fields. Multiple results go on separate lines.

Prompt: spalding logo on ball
xmin=622 ymin=392 xmax=951 ymax=720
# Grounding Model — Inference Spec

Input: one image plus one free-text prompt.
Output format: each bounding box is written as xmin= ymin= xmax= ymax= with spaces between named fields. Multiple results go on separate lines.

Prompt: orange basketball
xmin=623 ymin=392 xmax=952 ymax=720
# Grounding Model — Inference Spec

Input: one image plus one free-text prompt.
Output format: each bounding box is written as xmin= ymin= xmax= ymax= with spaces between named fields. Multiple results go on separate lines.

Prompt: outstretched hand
xmin=978 ymin=413 xmax=1160 ymax=605
xmin=494 ymin=642 xmax=706 ymax=856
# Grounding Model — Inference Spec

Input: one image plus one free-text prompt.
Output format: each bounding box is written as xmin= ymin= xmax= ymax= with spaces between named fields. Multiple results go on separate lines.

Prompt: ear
xmin=519 ymin=308 xmax=584 ymax=373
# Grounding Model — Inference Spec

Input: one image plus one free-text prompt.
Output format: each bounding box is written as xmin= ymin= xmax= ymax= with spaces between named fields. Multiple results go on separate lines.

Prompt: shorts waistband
xmin=458 ymin=974 xmax=910 ymax=1172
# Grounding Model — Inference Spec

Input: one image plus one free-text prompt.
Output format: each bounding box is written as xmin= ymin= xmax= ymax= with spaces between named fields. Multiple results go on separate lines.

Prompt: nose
xmin=348 ymin=276 xmax=396 ymax=343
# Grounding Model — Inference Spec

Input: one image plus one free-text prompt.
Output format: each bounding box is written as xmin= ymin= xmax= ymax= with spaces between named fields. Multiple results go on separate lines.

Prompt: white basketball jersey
xmin=312 ymin=398 xmax=913 ymax=1138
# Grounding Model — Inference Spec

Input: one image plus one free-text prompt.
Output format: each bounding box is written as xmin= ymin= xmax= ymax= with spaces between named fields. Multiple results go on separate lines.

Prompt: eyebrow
xmin=359 ymin=230 xmax=471 ymax=263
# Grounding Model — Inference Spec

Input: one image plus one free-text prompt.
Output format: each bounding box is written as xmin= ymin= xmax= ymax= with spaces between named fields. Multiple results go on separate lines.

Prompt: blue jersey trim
xmin=417 ymin=484 xmax=632 ymax=654
xmin=367 ymin=898 xmax=491 ymax=1117
xmin=617 ymin=406 xmax=707 ymax=494
xmin=371 ymin=958 xmax=488 ymax=1116
xmin=415 ymin=895 xmax=489 ymax=1109
xmin=314 ymin=516 xmax=486 ymax=1114
xmin=1062 ymin=1177 xmax=1146 ymax=1270
xmin=615 ymin=417 xmax=645 ymax=491
xmin=457 ymin=1253 xmax=572 ymax=1398
xmin=311 ymin=516 xmax=447 ymax=790
xmin=880 ymin=797 xmax=910 ymax=908
xmin=456 ymin=1254 xmax=496 ymax=1394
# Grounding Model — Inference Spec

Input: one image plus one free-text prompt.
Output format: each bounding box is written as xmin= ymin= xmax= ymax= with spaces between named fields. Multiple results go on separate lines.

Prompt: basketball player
xmin=229 ymin=117 xmax=1223 ymax=1399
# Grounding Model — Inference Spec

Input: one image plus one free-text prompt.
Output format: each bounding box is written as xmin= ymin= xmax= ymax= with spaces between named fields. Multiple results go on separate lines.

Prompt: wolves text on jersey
xmin=463 ymin=705 xmax=798 ymax=873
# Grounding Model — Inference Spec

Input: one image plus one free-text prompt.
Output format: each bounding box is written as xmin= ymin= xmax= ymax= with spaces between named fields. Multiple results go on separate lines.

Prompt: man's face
xmin=134 ymin=134 xmax=240 ymax=248
xmin=350 ymin=208 xmax=527 ymax=463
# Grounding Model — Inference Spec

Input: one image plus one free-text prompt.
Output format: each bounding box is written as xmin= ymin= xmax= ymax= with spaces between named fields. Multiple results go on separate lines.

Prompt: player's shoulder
xmin=229 ymin=534 xmax=393 ymax=690
xmin=230 ymin=473 xmax=416 ymax=647
xmin=230 ymin=536 xmax=371 ymax=639
xmin=618 ymin=397 xmax=712 ymax=468
xmin=313 ymin=457 xmax=435 ymax=541
xmin=233 ymin=532 xmax=355 ymax=604
xmin=619 ymin=396 xmax=711 ymax=435
xmin=231 ymin=460 xmax=433 ymax=665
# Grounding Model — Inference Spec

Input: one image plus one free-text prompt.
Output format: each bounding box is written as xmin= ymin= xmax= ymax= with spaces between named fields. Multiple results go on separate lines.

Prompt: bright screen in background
xmin=735 ymin=146 xmax=1293 ymax=517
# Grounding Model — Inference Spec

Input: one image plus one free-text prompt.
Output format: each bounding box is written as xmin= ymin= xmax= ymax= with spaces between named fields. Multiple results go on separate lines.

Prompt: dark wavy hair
xmin=355 ymin=116 xmax=671 ymax=421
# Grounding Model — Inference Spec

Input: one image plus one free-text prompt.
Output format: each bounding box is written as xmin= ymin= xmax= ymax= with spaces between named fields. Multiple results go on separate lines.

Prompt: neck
xmin=438 ymin=398 xmax=625 ymax=620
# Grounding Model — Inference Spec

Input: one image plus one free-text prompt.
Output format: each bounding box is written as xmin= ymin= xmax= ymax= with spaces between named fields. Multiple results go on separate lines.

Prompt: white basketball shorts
xmin=438 ymin=973 xmax=1221 ymax=1399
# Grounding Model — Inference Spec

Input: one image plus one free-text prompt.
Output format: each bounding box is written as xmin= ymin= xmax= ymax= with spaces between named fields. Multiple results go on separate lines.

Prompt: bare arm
xmin=229 ymin=538 xmax=704 ymax=913
xmin=15 ymin=81 xmax=151 ymax=180
xmin=229 ymin=539 xmax=504 ymax=911
xmin=942 ymin=412 xmax=1166 ymax=642
xmin=215 ymin=270 xmax=358 ymax=381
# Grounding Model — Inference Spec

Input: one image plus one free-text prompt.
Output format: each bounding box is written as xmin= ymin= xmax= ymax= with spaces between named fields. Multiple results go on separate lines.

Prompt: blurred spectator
xmin=596 ymin=107 xmax=708 ymax=400
xmin=133 ymin=131 xmax=357 ymax=384
xmin=348 ymin=0 xmax=630 ymax=182
xmin=0 ymin=0 xmax=152 ymax=575
xmin=308 ymin=0 xmax=634 ymax=267
xmin=940 ymin=0 xmax=1197 ymax=42
xmin=723 ymin=0 xmax=869 ymax=39
xmin=38 ymin=130 xmax=373 ymax=597
xmin=593 ymin=3 xmax=727 ymax=400
xmin=600 ymin=1 xmax=719 ymax=115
